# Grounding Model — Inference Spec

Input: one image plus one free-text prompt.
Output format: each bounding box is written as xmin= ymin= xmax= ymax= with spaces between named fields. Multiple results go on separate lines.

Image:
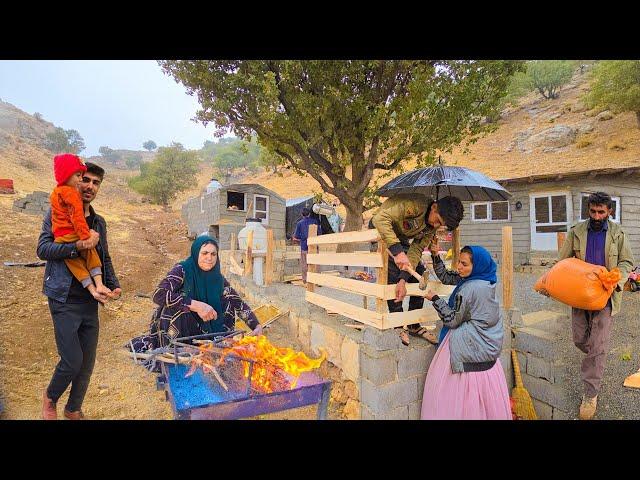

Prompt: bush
xmin=576 ymin=136 xmax=593 ymax=148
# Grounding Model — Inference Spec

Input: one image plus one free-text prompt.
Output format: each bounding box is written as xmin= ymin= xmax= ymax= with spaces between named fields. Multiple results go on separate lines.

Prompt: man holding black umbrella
xmin=372 ymin=194 xmax=464 ymax=345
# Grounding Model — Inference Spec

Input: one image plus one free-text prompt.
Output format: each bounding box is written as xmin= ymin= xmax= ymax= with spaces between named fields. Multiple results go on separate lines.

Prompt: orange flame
xmin=186 ymin=336 xmax=326 ymax=394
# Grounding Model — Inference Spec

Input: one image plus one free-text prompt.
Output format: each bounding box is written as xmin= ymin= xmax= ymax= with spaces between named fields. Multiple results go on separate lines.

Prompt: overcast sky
xmin=0 ymin=60 xmax=221 ymax=156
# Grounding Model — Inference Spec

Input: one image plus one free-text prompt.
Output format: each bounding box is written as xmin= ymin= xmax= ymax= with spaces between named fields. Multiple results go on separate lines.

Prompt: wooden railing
xmin=304 ymin=226 xmax=455 ymax=330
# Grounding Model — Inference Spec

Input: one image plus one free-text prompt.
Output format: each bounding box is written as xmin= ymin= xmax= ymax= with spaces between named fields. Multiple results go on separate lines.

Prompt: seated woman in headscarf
xmin=130 ymin=235 xmax=262 ymax=354
xmin=420 ymin=244 xmax=511 ymax=420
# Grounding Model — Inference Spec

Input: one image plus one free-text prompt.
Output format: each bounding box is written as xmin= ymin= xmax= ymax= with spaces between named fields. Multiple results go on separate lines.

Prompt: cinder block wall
xmin=226 ymin=274 xmax=516 ymax=420
xmin=511 ymin=310 xmax=573 ymax=420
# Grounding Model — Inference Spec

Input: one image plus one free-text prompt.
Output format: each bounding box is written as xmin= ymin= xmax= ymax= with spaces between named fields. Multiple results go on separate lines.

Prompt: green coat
xmin=372 ymin=194 xmax=438 ymax=269
xmin=557 ymin=219 xmax=635 ymax=316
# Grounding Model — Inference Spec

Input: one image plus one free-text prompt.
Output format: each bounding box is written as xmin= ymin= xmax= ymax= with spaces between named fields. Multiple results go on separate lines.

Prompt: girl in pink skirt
xmin=421 ymin=245 xmax=511 ymax=420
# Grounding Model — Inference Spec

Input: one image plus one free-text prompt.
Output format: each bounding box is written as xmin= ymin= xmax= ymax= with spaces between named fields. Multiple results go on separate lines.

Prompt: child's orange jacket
xmin=50 ymin=185 xmax=91 ymax=240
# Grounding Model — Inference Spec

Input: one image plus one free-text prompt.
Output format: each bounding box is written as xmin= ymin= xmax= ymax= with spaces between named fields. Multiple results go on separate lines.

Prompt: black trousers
xmin=386 ymin=248 xmax=425 ymax=329
xmin=47 ymin=298 xmax=99 ymax=412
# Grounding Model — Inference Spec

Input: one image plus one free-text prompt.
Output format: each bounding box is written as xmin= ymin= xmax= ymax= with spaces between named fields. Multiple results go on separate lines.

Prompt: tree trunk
xmin=337 ymin=200 xmax=365 ymax=253
xmin=636 ymin=111 xmax=640 ymax=128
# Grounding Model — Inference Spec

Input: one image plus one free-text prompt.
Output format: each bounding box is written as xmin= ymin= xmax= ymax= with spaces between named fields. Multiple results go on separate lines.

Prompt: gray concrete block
xmin=362 ymin=327 xmax=402 ymax=351
xmin=520 ymin=372 xmax=574 ymax=412
xmin=508 ymin=307 xmax=523 ymax=328
xmin=360 ymin=377 xmax=418 ymax=416
xmin=526 ymin=354 xmax=555 ymax=383
xmin=532 ymin=398 xmax=553 ymax=420
xmin=360 ymin=349 xmax=397 ymax=386
xmin=499 ymin=350 xmax=514 ymax=392
xmin=408 ymin=401 xmax=422 ymax=420
xmin=397 ymin=345 xmax=436 ymax=377
xmin=513 ymin=326 xmax=555 ymax=358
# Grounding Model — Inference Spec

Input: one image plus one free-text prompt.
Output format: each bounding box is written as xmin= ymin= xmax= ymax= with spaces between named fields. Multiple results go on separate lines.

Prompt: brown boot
xmin=42 ymin=389 xmax=57 ymax=420
xmin=579 ymin=394 xmax=598 ymax=420
xmin=63 ymin=409 xmax=86 ymax=420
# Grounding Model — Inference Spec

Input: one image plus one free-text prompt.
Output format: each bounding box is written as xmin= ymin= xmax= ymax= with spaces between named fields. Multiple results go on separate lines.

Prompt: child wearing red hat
xmin=50 ymin=153 xmax=113 ymax=302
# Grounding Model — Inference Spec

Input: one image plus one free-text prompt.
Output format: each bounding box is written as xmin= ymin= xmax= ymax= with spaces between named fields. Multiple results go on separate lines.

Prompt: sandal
xmin=397 ymin=328 xmax=410 ymax=346
xmin=407 ymin=326 xmax=438 ymax=345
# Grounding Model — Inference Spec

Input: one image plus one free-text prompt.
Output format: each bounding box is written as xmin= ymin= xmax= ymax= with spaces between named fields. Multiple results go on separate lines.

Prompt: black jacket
xmin=37 ymin=205 xmax=120 ymax=302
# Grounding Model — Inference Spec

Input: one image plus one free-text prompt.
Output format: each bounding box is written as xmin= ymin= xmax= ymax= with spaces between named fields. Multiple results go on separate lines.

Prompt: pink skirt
xmin=421 ymin=331 xmax=512 ymax=420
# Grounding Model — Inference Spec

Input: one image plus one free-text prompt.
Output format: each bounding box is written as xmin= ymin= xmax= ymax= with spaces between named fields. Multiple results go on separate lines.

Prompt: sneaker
xmin=42 ymin=389 xmax=57 ymax=420
xmin=579 ymin=394 xmax=598 ymax=420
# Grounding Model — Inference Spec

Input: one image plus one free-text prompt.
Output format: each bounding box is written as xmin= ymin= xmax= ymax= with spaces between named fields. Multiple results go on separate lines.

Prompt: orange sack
xmin=534 ymin=257 xmax=621 ymax=311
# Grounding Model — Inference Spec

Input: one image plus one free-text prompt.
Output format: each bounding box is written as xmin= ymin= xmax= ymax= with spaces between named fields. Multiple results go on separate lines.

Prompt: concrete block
xmin=408 ymin=401 xmax=422 ymax=420
xmin=310 ymin=322 xmax=327 ymax=357
xmin=360 ymin=349 xmax=397 ymax=386
xmin=362 ymin=327 xmax=402 ymax=351
xmin=416 ymin=374 xmax=427 ymax=400
xmin=360 ymin=377 xmax=418 ymax=416
xmin=360 ymin=403 xmax=408 ymax=420
xmin=526 ymin=354 xmax=555 ymax=383
xmin=516 ymin=351 xmax=527 ymax=372
xmin=520 ymin=372 xmax=574 ymax=412
xmin=323 ymin=327 xmax=344 ymax=366
xmin=513 ymin=326 xmax=555 ymax=358
xmin=532 ymin=398 xmax=553 ymax=420
xmin=508 ymin=307 xmax=523 ymax=328
xmin=499 ymin=350 xmax=513 ymax=392
xmin=340 ymin=337 xmax=360 ymax=383
xmin=397 ymin=345 xmax=435 ymax=377
xmin=298 ymin=316 xmax=311 ymax=352
xmin=287 ymin=311 xmax=299 ymax=338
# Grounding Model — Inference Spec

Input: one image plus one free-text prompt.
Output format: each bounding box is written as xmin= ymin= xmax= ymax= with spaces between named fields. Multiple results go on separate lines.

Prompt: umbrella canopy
xmin=376 ymin=166 xmax=512 ymax=201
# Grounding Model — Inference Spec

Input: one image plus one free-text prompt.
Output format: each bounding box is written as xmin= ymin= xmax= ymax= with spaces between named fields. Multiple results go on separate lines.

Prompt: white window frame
xmin=254 ymin=194 xmax=269 ymax=225
xmin=579 ymin=193 xmax=621 ymax=223
xmin=227 ymin=191 xmax=247 ymax=211
xmin=471 ymin=201 xmax=510 ymax=222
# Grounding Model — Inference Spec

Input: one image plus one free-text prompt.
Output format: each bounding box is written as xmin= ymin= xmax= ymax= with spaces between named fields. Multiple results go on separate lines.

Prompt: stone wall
xmin=227 ymin=272 xmax=514 ymax=420
xmin=13 ymin=190 xmax=50 ymax=215
xmin=511 ymin=309 xmax=573 ymax=419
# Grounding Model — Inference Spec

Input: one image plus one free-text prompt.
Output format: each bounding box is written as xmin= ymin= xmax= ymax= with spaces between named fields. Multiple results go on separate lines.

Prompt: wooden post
xmin=376 ymin=240 xmax=388 ymax=314
xmin=245 ymin=230 xmax=253 ymax=277
xmin=557 ymin=232 xmax=566 ymax=251
xmin=306 ymin=224 xmax=318 ymax=293
xmin=230 ymin=233 xmax=237 ymax=252
xmin=452 ymin=227 xmax=461 ymax=266
xmin=265 ymin=229 xmax=274 ymax=286
xmin=502 ymin=226 xmax=513 ymax=311
xmin=363 ymin=296 xmax=368 ymax=310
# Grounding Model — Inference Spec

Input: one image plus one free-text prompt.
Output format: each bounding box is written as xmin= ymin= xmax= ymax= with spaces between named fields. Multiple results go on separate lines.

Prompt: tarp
xmin=285 ymin=196 xmax=335 ymax=240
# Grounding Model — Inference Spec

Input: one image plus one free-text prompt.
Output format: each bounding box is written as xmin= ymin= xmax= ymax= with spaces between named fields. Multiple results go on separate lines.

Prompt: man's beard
xmin=589 ymin=217 xmax=607 ymax=231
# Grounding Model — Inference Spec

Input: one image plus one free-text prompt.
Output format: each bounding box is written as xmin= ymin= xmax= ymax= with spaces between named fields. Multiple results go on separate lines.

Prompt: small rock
xmin=343 ymin=399 xmax=360 ymax=420
xmin=596 ymin=110 xmax=614 ymax=121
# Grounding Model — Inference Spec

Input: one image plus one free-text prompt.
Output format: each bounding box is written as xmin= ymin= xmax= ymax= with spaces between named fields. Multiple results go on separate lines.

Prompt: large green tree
xmin=584 ymin=60 xmax=640 ymax=127
xmin=128 ymin=143 xmax=199 ymax=206
xmin=160 ymin=60 xmax=523 ymax=230
xmin=44 ymin=127 xmax=86 ymax=154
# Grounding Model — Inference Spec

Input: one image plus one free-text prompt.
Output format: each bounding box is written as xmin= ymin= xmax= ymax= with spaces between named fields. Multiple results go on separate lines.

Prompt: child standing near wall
xmin=50 ymin=153 xmax=113 ymax=302
xmin=421 ymin=244 xmax=511 ymax=420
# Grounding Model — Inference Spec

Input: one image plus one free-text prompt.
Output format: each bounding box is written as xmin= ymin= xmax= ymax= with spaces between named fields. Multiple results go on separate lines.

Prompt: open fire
xmin=185 ymin=335 xmax=326 ymax=394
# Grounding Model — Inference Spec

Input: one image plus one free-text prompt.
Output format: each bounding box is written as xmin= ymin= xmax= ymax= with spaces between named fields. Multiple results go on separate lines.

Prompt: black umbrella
xmin=376 ymin=165 xmax=511 ymax=201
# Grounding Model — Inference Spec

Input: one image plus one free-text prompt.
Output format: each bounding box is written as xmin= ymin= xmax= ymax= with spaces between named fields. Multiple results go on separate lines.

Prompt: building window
xmin=227 ymin=191 xmax=245 ymax=211
xmin=471 ymin=201 xmax=510 ymax=222
xmin=580 ymin=194 xmax=620 ymax=223
xmin=254 ymin=194 xmax=269 ymax=224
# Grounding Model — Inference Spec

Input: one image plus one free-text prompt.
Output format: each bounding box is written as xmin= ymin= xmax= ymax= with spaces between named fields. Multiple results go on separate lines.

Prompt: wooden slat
xmin=376 ymin=240 xmax=388 ymax=313
xmin=306 ymin=224 xmax=318 ymax=293
xmin=229 ymin=255 xmax=243 ymax=275
xmin=284 ymin=251 xmax=301 ymax=260
xmin=265 ymin=229 xmax=274 ymax=286
xmin=244 ymin=230 xmax=253 ymax=276
xmin=502 ymin=226 xmax=513 ymax=310
xmin=305 ymin=291 xmax=382 ymax=328
xmin=383 ymin=282 xmax=455 ymax=300
xmin=307 ymin=229 xmax=380 ymax=246
xmin=452 ymin=227 xmax=461 ymax=266
xmin=306 ymin=252 xmax=383 ymax=268
xmin=306 ymin=272 xmax=386 ymax=298
xmin=383 ymin=308 xmax=440 ymax=329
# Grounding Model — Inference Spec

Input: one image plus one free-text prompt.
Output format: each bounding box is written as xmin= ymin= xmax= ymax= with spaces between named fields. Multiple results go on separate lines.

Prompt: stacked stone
xmin=12 ymin=190 xmax=50 ymax=215
xmin=511 ymin=310 xmax=573 ymax=419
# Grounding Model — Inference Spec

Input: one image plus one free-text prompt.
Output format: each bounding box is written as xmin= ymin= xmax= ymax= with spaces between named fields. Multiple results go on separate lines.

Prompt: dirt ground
xmin=0 ymin=176 xmax=343 ymax=420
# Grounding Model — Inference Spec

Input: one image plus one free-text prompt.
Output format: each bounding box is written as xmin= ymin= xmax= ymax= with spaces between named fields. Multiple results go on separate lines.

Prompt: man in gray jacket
xmin=37 ymin=162 xmax=121 ymax=420
xmin=558 ymin=191 xmax=634 ymax=420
